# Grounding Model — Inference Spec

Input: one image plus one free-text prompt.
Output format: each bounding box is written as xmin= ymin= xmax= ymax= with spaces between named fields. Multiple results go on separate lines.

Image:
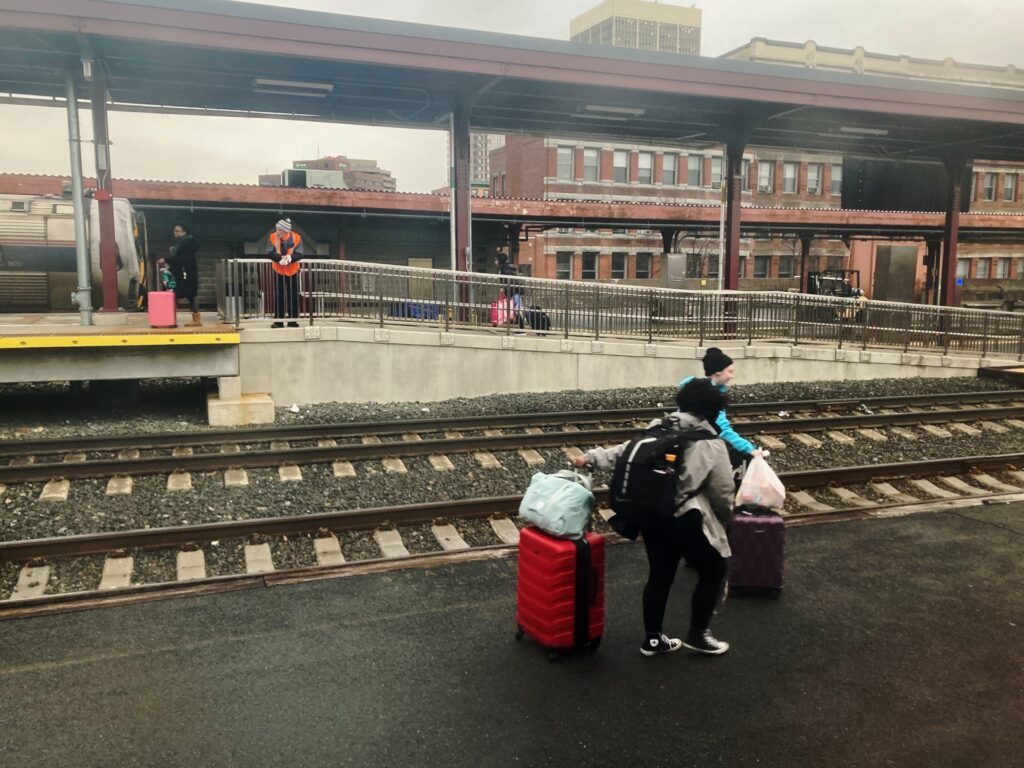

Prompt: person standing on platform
xmin=160 ymin=223 xmax=201 ymax=327
xmin=574 ymin=378 xmax=736 ymax=655
xmin=266 ymin=218 xmax=303 ymax=328
xmin=496 ymin=252 xmax=523 ymax=327
xmin=679 ymin=347 xmax=763 ymax=472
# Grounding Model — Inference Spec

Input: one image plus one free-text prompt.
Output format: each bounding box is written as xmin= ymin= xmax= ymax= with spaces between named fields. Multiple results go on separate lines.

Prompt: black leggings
xmin=640 ymin=510 xmax=727 ymax=634
xmin=274 ymin=273 xmax=300 ymax=319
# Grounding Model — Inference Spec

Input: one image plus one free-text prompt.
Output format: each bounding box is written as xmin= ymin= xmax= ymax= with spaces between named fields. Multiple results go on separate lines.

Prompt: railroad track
xmin=4 ymin=393 xmax=1024 ymax=492
xmin=4 ymin=452 xmax=1024 ymax=619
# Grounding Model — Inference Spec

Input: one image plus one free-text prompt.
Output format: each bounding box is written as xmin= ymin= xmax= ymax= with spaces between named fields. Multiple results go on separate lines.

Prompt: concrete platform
xmin=0 ymin=312 xmax=239 ymax=384
xmin=0 ymin=504 xmax=1020 ymax=767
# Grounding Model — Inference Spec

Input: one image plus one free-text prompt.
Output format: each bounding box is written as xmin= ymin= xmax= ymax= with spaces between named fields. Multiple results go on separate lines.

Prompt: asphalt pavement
xmin=1 ymin=503 xmax=1021 ymax=768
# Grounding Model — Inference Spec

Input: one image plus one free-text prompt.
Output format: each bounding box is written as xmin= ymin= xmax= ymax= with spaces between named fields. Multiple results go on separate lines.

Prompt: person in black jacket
xmin=495 ymin=253 xmax=523 ymax=327
xmin=160 ymin=223 xmax=201 ymax=327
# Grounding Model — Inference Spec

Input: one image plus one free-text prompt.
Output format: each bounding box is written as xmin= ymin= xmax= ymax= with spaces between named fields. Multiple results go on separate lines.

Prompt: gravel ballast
xmin=2 ymin=376 xmax=1022 ymax=551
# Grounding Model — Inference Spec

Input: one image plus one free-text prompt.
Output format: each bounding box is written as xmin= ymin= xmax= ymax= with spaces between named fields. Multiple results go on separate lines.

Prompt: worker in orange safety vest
xmin=266 ymin=218 xmax=303 ymax=328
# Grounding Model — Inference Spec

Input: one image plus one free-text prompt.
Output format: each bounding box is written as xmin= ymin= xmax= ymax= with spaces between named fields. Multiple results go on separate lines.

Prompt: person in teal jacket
xmin=679 ymin=347 xmax=763 ymax=461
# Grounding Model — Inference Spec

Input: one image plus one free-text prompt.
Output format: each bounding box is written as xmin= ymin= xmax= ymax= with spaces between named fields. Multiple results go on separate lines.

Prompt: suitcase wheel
xmin=587 ymin=637 xmax=601 ymax=652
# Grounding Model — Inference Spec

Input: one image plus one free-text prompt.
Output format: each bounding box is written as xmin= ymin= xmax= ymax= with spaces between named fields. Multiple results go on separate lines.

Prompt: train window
xmin=10 ymin=201 xmax=27 ymax=212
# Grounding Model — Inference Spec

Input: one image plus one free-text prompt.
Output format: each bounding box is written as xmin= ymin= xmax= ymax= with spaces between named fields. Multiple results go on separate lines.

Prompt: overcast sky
xmin=2 ymin=0 xmax=1020 ymax=192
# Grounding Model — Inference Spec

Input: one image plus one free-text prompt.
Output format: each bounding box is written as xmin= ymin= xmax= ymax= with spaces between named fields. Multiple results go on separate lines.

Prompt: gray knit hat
xmin=275 ymin=218 xmax=292 ymax=232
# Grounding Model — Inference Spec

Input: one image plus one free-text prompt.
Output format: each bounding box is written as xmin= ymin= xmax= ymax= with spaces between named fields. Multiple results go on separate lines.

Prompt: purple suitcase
xmin=728 ymin=510 xmax=785 ymax=595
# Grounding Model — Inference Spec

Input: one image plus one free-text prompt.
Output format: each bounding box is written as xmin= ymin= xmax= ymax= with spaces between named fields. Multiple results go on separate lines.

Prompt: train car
xmin=0 ymin=193 xmax=145 ymax=312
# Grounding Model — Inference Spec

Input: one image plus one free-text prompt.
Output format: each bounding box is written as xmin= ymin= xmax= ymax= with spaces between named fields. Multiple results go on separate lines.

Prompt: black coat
xmin=166 ymin=234 xmax=200 ymax=299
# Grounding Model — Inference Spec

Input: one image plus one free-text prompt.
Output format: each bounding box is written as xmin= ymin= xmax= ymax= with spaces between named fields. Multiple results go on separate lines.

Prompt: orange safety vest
xmin=270 ymin=231 xmax=302 ymax=276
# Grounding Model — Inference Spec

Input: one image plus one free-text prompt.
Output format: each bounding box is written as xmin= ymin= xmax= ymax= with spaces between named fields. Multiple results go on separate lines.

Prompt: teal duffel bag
xmin=518 ymin=470 xmax=595 ymax=540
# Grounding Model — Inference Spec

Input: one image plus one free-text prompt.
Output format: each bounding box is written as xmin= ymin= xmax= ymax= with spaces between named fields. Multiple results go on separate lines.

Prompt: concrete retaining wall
xmin=237 ymin=323 xmax=1002 ymax=405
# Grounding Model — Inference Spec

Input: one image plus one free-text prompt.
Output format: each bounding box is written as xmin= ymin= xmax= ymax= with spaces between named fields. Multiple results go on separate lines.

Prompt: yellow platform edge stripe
xmin=0 ymin=333 xmax=241 ymax=349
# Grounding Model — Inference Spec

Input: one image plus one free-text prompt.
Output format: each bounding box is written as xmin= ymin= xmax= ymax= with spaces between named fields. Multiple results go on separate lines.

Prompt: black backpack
xmin=608 ymin=421 xmax=714 ymax=535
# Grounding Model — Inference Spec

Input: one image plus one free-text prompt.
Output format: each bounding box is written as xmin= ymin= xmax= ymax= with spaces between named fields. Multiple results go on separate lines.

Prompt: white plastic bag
xmin=735 ymin=455 xmax=786 ymax=510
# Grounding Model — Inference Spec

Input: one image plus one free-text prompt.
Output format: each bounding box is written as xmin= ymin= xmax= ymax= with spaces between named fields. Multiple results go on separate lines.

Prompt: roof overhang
xmin=1 ymin=0 xmax=1024 ymax=163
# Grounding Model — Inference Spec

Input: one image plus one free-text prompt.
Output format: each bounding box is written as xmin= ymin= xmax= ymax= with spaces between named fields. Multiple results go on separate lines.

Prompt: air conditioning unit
xmin=758 ymin=184 xmax=772 ymax=193
xmin=711 ymin=181 xmax=722 ymax=190
xmin=807 ymin=186 xmax=821 ymax=195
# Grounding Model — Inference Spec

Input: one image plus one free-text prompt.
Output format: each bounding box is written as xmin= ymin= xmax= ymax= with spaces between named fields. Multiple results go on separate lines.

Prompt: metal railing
xmin=216 ymin=259 xmax=1024 ymax=358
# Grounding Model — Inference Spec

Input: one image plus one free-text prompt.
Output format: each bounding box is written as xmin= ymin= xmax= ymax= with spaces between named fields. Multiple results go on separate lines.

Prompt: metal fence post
xmin=1017 ymin=315 xmax=1024 ymax=361
xmin=377 ymin=276 xmax=385 ymax=328
xmin=746 ymin=294 xmax=754 ymax=346
xmin=563 ymin=284 xmax=570 ymax=340
xmin=861 ymin=302 xmax=869 ymax=350
xmin=981 ymin=312 xmax=990 ymax=357
xmin=593 ymin=285 xmax=601 ymax=341
xmin=698 ymin=293 xmax=706 ymax=346
xmin=792 ymin=296 xmax=800 ymax=345
xmin=647 ymin=290 xmax=654 ymax=344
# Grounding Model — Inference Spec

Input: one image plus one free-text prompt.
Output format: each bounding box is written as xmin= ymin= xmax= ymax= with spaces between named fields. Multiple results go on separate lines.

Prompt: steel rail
xmin=5 ymin=402 xmax=1024 ymax=485
xmin=1 ymin=389 xmax=1021 ymax=459
xmin=4 ymin=451 xmax=1024 ymax=562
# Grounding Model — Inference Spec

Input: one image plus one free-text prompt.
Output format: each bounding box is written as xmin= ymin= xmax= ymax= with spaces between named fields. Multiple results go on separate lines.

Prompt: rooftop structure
xmin=570 ymin=0 xmax=701 ymax=54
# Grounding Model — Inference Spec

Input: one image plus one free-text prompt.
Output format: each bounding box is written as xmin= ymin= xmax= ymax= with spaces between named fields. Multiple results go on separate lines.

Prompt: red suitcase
xmin=515 ymin=526 xmax=604 ymax=655
xmin=728 ymin=510 xmax=785 ymax=596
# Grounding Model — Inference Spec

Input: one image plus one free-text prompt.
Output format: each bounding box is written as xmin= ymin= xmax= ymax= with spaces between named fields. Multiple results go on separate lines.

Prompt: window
xmin=636 ymin=253 xmax=651 ymax=279
xmin=1005 ymin=174 xmax=1018 ymax=202
xmin=687 ymin=155 xmax=702 ymax=186
xmin=10 ymin=201 xmax=26 ymax=212
xmin=807 ymin=164 xmax=822 ymax=195
xmin=741 ymin=159 xmax=750 ymax=191
xmin=984 ymin=173 xmax=996 ymax=201
xmin=997 ymin=258 xmax=1011 ymax=278
xmin=557 ymin=147 xmax=574 ymax=180
xmin=956 ymin=259 xmax=970 ymax=279
xmin=757 ymin=162 xmax=774 ymax=193
xmin=583 ymin=149 xmax=599 ymax=181
xmin=612 ymin=228 xmax=627 ymax=234
xmin=556 ymin=252 xmax=573 ymax=280
xmin=662 ymin=154 xmax=677 ymax=185
xmin=831 ymin=164 xmax=843 ymax=195
xmin=827 ymin=256 xmax=844 ymax=271
xmin=582 ymin=252 xmax=598 ymax=280
xmin=638 ymin=152 xmax=653 ymax=184
xmin=611 ymin=252 xmax=627 ymax=279
xmin=613 ymin=150 xmax=629 ymax=183
xmin=971 ymin=173 xmax=979 ymax=202
xmin=1018 ymin=260 xmax=1024 ymax=280
xmin=710 ymin=157 xmax=723 ymax=188
xmin=778 ymin=255 xmax=794 ymax=278
xmin=707 ymin=255 xmax=720 ymax=279
xmin=501 ymin=174 xmax=506 ymax=195
xmin=753 ymin=255 xmax=770 ymax=278
xmin=783 ymin=162 xmax=798 ymax=194
xmin=976 ymin=258 xmax=990 ymax=278
xmin=492 ymin=176 xmax=500 ymax=196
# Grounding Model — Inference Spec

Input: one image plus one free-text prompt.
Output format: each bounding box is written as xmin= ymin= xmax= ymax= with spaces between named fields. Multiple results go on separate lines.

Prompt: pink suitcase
xmin=148 ymin=291 xmax=177 ymax=328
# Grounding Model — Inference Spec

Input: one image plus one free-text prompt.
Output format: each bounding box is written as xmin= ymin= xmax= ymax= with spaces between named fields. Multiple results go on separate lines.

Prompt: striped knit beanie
xmin=276 ymin=218 xmax=292 ymax=232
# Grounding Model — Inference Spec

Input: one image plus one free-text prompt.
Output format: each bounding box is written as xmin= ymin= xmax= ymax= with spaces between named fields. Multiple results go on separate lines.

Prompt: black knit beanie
xmin=702 ymin=347 xmax=733 ymax=376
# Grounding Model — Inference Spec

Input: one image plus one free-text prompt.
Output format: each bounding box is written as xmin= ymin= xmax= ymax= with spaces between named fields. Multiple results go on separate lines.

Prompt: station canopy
xmin=1 ymin=0 xmax=1023 ymax=163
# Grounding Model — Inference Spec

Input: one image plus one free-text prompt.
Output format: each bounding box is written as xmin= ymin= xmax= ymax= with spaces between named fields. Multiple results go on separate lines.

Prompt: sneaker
xmin=287 ymin=321 xmax=300 ymax=328
xmin=640 ymin=633 xmax=683 ymax=657
xmin=271 ymin=322 xmax=284 ymax=329
xmin=683 ymin=629 xmax=730 ymax=656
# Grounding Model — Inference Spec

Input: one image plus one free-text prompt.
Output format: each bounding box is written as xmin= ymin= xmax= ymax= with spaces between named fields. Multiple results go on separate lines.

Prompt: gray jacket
xmin=583 ymin=412 xmax=735 ymax=557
